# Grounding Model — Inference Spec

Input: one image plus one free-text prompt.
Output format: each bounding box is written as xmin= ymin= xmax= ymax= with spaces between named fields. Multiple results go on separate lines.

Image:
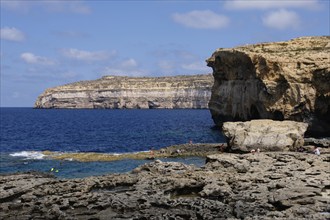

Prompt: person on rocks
xmin=148 ymin=147 xmax=155 ymax=159
xmin=250 ymin=148 xmax=260 ymax=154
xmin=297 ymin=146 xmax=305 ymax=152
xmin=218 ymin=144 xmax=226 ymax=152
xmin=313 ymin=146 xmax=320 ymax=155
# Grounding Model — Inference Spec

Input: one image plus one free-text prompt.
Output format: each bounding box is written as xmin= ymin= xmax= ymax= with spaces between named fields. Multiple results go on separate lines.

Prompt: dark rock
xmin=1 ymin=152 xmax=329 ymax=219
xmin=305 ymin=137 xmax=330 ymax=147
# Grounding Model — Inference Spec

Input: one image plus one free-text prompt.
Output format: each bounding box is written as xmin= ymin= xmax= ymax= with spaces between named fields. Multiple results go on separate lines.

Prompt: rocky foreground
xmin=1 ymin=151 xmax=329 ymax=219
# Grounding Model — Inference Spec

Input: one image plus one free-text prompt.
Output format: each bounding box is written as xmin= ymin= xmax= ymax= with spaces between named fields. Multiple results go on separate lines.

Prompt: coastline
xmin=1 ymin=141 xmax=329 ymax=219
xmin=1 ymin=149 xmax=329 ymax=219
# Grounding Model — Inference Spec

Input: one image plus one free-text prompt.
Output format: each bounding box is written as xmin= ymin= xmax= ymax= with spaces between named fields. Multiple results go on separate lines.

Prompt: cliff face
xmin=34 ymin=74 xmax=213 ymax=109
xmin=207 ymin=36 xmax=330 ymax=136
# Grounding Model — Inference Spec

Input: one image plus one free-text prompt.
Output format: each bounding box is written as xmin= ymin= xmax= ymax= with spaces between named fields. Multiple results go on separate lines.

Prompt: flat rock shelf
xmin=1 ymin=150 xmax=329 ymax=219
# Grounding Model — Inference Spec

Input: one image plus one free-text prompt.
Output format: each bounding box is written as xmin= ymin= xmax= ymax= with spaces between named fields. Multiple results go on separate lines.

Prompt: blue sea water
xmin=0 ymin=108 xmax=224 ymax=178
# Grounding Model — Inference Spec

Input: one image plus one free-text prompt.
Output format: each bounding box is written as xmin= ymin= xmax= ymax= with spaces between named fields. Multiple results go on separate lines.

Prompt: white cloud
xmin=181 ymin=61 xmax=210 ymax=72
xmin=103 ymin=58 xmax=148 ymax=77
xmin=0 ymin=27 xmax=25 ymax=42
xmin=172 ymin=10 xmax=229 ymax=29
xmin=61 ymin=48 xmax=115 ymax=61
xmin=224 ymin=0 xmax=321 ymax=10
xmin=152 ymin=48 xmax=196 ymax=60
xmin=262 ymin=9 xmax=300 ymax=30
xmin=103 ymin=68 xmax=148 ymax=77
xmin=20 ymin=53 xmax=55 ymax=65
xmin=120 ymin=58 xmax=138 ymax=68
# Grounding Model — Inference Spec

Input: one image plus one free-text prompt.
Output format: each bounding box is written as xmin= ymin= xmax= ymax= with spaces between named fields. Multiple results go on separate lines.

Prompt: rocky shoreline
xmin=1 ymin=145 xmax=329 ymax=219
xmin=3 ymin=36 xmax=329 ymax=219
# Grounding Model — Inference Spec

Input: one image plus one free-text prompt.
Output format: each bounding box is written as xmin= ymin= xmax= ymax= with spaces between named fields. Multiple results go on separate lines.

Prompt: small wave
xmin=64 ymin=158 xmax=73 ymax=161
xmin=112 ymin=150 xmax=150 ymax=156
xmin=10 ymin=151 xmax=46 ymax=160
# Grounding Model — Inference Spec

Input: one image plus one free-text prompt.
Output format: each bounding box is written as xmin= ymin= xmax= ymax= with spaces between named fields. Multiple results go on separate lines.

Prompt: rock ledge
xmin=1 ymin=151 xmax=329 ymax=219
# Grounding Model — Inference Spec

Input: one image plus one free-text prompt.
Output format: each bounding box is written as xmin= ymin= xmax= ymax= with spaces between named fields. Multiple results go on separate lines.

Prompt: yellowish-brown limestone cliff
xmin=207 ymin=36 xmax=330 ymax=136
xmin=34 ymin=74 xmax=213 ymax=109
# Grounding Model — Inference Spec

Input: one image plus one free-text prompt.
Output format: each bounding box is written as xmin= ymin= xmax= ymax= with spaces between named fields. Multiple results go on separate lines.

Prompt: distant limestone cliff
xmin=34 ymin=74 xmax=213 ymax=109
xmin=207 ymin=36 xmax=330 ymax=136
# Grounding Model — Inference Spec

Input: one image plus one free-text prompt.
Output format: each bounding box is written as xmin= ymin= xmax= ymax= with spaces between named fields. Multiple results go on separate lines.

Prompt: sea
xmin=0 ymin=108 xmax=225 ymax=178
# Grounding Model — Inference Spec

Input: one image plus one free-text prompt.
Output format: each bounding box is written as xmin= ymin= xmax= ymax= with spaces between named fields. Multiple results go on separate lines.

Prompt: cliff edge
xmin=207 ymin=36 xmax=330 ymax=136
xmin=34 ymin=74 xmax=213 ymax=109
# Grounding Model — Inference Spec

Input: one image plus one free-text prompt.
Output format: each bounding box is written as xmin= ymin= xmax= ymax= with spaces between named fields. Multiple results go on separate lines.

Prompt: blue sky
xmin=1 ymin=0 xmax=329 ymax=107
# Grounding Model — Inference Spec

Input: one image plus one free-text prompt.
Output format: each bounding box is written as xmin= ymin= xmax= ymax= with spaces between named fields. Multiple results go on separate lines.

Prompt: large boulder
xmin=222 ymin=120 xmax=308 ymax=152
xmin=207 ymin=36 xmax=330 ymax=137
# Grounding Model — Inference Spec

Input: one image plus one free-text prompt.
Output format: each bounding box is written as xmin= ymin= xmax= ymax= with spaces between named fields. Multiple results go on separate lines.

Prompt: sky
xmin=1 ymin=0 xmax=329 ymax=107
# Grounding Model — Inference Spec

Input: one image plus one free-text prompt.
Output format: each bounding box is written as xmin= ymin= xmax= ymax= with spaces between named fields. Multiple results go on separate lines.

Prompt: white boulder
xmin=222 ymin=120 xmax=308 ymax=152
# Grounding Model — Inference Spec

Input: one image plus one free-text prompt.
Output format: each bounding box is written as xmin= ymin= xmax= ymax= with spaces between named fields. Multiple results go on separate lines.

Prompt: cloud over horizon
xmin=172 ymin=10 xmax=229 ymax=29
xmin=181 ymin=61 xmax=210 ymax=73
xmin=20 ymin=52 xmax=55 ymax=65
xmin=0 ymin=27 xmax=25 ymax=42
xmin=61 ymin=48 xmax=115 ymax=62
xmin=102 ymin=58 xmax=149 ymax=77
xmin=262 ymin=9 xmax=301 ymax=30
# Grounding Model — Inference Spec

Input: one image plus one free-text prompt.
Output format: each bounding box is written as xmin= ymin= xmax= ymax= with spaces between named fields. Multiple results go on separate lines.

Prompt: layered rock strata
xmin=222 ymin=120 xmax=308 ymax=152
xmin=34 ymin=74 xmax=213 ymax=109
xmin=1 ymin=152 xmax=329 ymax=219
xmin=207 ymin=36 xmax=330 ymax=136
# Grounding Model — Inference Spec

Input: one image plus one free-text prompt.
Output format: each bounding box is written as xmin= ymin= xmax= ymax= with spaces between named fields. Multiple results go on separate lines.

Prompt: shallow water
xmin=0 ymin=108 xmax=223 ymax=177
xmin=0 ymin=153 xmax=206 ymax=178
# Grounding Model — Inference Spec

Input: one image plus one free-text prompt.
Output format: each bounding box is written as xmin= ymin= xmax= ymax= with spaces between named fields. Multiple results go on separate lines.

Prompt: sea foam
xmin=10 ymin=151 xmax=46 ymax=160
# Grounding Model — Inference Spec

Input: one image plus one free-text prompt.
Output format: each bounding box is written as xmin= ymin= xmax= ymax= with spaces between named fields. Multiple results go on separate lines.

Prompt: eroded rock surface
xmin=207 ymin=36 xmax=330 ymax=136
xmin=222 ymin=120 xmax=308 ymax=152
xmin=1 ymin=152 xmax=329 ymax=219
xmin=35 ymin=74 xmax=213 ymax=109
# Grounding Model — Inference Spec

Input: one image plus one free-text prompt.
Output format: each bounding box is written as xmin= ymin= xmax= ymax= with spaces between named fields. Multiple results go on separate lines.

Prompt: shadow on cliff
xmin=309 ymin=68 xmax=330 ymax=137
xmin=207 ymin=50 xmax=330 ymax=137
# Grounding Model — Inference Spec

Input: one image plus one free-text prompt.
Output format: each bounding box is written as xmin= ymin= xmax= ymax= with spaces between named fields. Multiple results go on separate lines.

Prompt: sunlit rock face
xmin=34 ymin=74 xmax=213 ymax=109
xmin=207 ymin=36 xmax=330 ymax=136
xmin=222 ymin=120 xmax=308 ymax=152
